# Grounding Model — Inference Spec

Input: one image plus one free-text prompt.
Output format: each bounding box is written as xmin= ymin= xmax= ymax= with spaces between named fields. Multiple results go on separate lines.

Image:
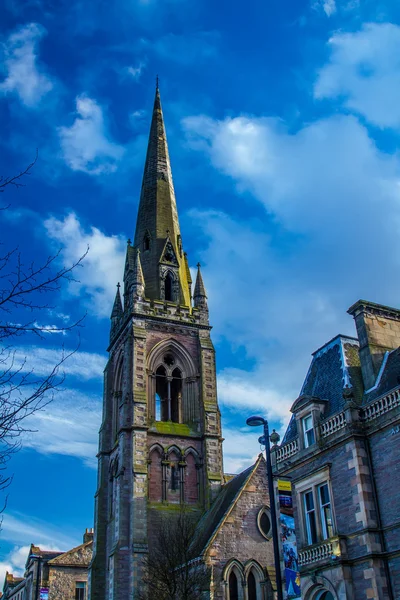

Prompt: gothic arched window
xmin=154 ymin=363 xmax=182 ymax=423
xmin=248 ymin=571 xmax=257 ymax=600
xmin=165 ymin=271 xmax=173 ymax=301
xmin=229 ymin=571 xmax=239 ymax=600
xmin=143 ymin=232 xmax=150 ymax=251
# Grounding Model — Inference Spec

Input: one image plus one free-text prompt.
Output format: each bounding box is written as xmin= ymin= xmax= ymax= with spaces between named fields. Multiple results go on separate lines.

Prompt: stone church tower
xmin=89 ymin=84 xmax=224 ymax=599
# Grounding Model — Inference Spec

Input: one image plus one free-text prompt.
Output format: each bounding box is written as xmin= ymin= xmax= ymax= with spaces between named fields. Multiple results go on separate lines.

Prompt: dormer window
xmin=302 ymin=414 xmax=315 ymax=448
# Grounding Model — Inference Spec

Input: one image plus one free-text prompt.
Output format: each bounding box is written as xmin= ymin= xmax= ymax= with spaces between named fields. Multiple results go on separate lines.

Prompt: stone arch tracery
xmin=147 ymin=444 xmax=202 ymax=504
xmin=244 ymin=560 xmax=266 ymax=600
xmin=147 ymin=339 xmax=199 ymax=425
xmin=223 ymin=560 xmax=245 ymax=600
xmin=160 ymin=268 xmax=179 ymax=303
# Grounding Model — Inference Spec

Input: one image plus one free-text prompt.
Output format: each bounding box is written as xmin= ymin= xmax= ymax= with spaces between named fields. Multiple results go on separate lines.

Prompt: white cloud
xmin=0 ymin=22 xmax=53 ymax=107
xmin=11 ymin=346 xmax=105 ymax=380
xmin=182 ymin=109 xmax=400 ymax=411
xmin=218 ymin=370 xmax=292 ymax=425
xmin=126 ymin=61 xmax=146 ymax=80
xmin=1 ymin=511 xmax=78 ymax=548
xmin=312 ymin=0 xmax=337 ymax=16
xmin=44 ymin=212 xmax=126 ymax=318
xmin=58 ymin=95 xmax=125 ymax=174
xmin=315 ymin=23 xmax=400 ymax=129
xmin=22 ymin=387 xmax=101 ymax=467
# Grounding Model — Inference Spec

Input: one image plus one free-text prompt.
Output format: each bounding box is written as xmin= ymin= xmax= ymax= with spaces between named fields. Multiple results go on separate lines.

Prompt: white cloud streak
xmin=0 ymin=22 xmax=53 ymax=107
xmin=58 ymin=95 xmax=125 ymax=174
xmin=44 ymin=212 xmax=126 ymax=318
xmin=22 ymin=388 xmax=101 ymax=467
xmin=315 ymin=23 xmax=400 ymax=129
xmin=11 ymin=346 xmax=105 ymax=380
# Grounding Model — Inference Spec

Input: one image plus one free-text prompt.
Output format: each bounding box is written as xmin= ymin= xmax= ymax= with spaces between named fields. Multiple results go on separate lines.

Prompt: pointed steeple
xmin=133 ymin=83 xmax=191 ymax=306
xmin=111 ymin=283 xmax=123 ymax=318
xmin=132 ymin=248 xmax=145 ymax=299
xmin=193 ymin=263 xmax=208 ymax=310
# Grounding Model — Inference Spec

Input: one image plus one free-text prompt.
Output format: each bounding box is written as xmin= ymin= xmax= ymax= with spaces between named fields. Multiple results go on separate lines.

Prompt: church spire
xmin=133 ymin=83 xmax=191 ymax=306
xmin=193 ymin=263 xmax=208 ymax=311
xmin=111 ymin=283 xmax=123 ymax=318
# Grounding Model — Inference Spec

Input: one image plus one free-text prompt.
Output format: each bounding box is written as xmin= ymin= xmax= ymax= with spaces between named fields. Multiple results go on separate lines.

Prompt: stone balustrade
xmin=320 ymin=412 xmax=347 ymax=437
xmin=298 ymin=538 xmax=340 ymax=567
xmin=363 ymin=388 xmax=400 ymax=422
xmin=276 ymin=438 xmax=298 ymax=463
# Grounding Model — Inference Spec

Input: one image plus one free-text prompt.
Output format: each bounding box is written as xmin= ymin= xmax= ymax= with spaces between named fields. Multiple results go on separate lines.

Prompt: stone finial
xmin=193 ymin=263 xmax=208 ymax=310
xmin=270 ymin=429 xmax=280 ymax=447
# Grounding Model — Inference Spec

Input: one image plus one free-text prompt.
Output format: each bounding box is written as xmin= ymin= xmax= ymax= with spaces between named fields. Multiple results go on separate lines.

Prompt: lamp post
xmin=246 ymin=415 xmax=283 ymax=600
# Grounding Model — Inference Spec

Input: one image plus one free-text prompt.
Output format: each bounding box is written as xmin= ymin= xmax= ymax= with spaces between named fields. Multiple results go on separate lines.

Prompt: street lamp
xmin=246 ymin=415 xmax=283 ymax=600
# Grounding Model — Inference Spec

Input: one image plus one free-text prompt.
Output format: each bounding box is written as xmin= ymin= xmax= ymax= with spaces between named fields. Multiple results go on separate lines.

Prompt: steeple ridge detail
xmin=133 ymin=84 xmax=191 ymax=306
xmin=111 ymin=283 xmax=123 ymax=318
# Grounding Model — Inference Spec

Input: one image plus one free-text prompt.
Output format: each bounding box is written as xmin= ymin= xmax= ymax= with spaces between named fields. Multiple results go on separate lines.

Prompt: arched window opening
xmin=229 ymin=571 xmax=239 ymax=600
xmin=165 ymin=271 xmax=173 ymax=302
xmin=149 ymin=447 xmax=163 ymax=503
xmin=315 ymin=592 xmax=334 ymax=600
xmin=248 ymin=571 xmax=257 ymax=600
xmin=143 ymin=233 xmax=150 ymax=251
xmin=167 ymin=449 xmax=181 ymax=503
xmin=185 ymin=451 xmax=199 ymax=504
xmin=155 ymin=366 xmax=168 ymax=421
xmin=154 ymin=364 xmax=182 ymax=423
xmin=171 ymin=367 xmax=182 ymax=423
xmin=155 ymin=393 xmax=161 ymax=421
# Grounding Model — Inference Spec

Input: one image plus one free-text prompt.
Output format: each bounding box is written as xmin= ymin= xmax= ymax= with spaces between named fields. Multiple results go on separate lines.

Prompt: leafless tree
xmin=138 ymin=508 xmax=210 ymax=600
xmin=0 ymin=156 xmax=87 ymax=503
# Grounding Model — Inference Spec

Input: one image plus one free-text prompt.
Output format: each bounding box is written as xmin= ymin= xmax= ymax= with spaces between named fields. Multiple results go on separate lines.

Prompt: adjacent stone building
xmin=273 ymin=300 xmax=400 ymax=599
xmin=89 ymin=84 xmax=276 ymax=599
xmin=2 ymin=530 xmax=93 ymax=600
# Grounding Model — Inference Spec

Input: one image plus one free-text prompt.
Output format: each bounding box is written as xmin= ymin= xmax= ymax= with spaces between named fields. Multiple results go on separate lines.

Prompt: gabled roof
xmin=47 ymin=540 xmax=93 ymax=567
xmin=190 ymin=456 xmax=263 ymax=557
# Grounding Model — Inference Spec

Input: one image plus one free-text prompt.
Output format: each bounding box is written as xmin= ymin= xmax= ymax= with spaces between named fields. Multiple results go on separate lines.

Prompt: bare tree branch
xmin=138 ymin=508 xmax=210 ymax=600
xmin=0 ymin=157 xmax=87 ymax=513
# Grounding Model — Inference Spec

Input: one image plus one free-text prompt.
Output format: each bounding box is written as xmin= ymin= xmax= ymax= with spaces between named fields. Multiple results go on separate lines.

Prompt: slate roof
xmin=364 ymin=347 xmax=400 ymax=403
xmin=282 ymin=335 xmax=362 ymax=444
xmin=190 ymin=458 xmax=261 ymax=557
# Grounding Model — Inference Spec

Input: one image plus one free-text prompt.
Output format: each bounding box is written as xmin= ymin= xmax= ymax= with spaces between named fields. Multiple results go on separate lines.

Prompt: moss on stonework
xmin=151 ymin=421 xmax=192 ymax=436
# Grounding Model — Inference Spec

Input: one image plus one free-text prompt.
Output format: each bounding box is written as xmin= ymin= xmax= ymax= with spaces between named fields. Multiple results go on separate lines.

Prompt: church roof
xmin=190 ymin=456 xmax=262 ymax=557
xmin=132 ymin=83 xmax=191 ymax=306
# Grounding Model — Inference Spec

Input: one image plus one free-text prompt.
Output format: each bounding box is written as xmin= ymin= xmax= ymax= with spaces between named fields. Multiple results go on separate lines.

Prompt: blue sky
xmin=1 ymin=0 xmax=400 ymax=581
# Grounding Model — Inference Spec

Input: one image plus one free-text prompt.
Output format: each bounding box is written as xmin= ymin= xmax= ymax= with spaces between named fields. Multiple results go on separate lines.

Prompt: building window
xmin=75 ymin=582 xmax=86 ymax=600
xmin=302 ymin=414 xmax=315 ymax=448
xmin=229 ymin=571 xmax=239 ymax=600
xmin=257 ymin=506 xmax=272 ymax=539
xmin=304 ymin=490 xmax=318 ymax=545
xmin=165 ymin=271 xmax=174 ymax=301
xmin=318 ymin=483 xmax=334 ymax=539
xmin=154 ymin=364 xmax=182 ymax=423
xmin=143 ymin=232 xmax=150 ymax=251
xmin=297 ymin=471 xmax=336 ymax=547
xmin=248 ymin=571 xmax=257 ymax=600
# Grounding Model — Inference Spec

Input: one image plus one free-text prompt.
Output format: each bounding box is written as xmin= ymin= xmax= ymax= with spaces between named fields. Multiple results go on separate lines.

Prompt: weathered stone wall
xmin=207 ymin=464 xmax=275 ymax=600
xmin=48 ymin=566 xmax=88 ymax=600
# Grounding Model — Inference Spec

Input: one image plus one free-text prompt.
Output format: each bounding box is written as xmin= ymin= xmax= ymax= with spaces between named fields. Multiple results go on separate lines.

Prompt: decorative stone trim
xmin=298 ymin=537 xmax=340 ymax=566
xmin=362 ymin=388 xmax=400 ymax=422
xmin=320 ymin=412 xmax=347 ymax=437
xmin=276 ymin=438 xmax=298 ymax=462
